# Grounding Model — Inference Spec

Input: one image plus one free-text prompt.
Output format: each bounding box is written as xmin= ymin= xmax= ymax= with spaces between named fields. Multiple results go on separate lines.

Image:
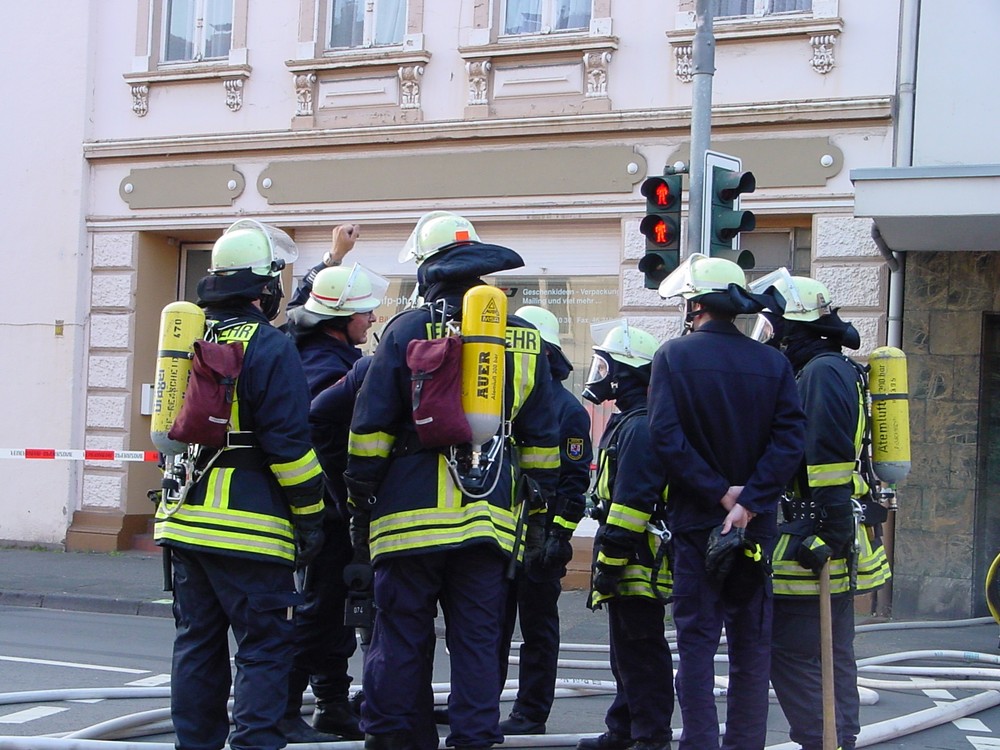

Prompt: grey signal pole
xmin=686 ymin=0 xmax=715 ymax=259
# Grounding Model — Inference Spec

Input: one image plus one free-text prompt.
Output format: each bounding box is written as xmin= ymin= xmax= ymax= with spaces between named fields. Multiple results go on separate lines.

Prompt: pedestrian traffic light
xmin=705 ymin=165 xmax=756 ymax=269
xmin=638 ymin=174 xmax=683 ymax=289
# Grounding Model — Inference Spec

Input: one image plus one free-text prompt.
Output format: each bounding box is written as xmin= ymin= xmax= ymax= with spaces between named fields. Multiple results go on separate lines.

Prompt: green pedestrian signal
xmin=638 ymin=174 xmax=683 ymax=289
xmin=703 ymin=154 xmax=756 ymax=269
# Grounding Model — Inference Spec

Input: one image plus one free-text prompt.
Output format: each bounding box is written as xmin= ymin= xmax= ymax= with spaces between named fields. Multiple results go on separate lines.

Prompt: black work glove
xmin=522 ymin=511 xmax=547 ymax=568
xmin=815 ymin=502 xmax=855 ymax=557
xmin=540 ymin=526 xmax=574 ymax=570
xmin=705 ymin=524 xmax=745 ymax=586
xmin=293 ymin=515 xmax=325 ymax=570
xmin=592 ymin=562 xmax=625 ymax=597
xmin=343 ymin=560 xmax=374 ymax=592
xmin=796 ymin=534 xmax=832 ymax=575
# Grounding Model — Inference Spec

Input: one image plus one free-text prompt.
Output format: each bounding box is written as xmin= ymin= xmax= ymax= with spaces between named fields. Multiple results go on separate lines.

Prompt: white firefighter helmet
xmin=304 ymin=263 xmax=387 ymax=317
xmin=210 ymin=219 xmax=299 ymax=277
xmin=657 ymin=253 xmax=746 ymax=301
xmin=515 ymin=305 xmax=562 ymax=348
xmin=764 ymin=271 xmax=833 ymax=322
xmin=398 ymin=211 xmax=481 ymax=265
xmin=590 ymin=319 xmax=659 ymax=367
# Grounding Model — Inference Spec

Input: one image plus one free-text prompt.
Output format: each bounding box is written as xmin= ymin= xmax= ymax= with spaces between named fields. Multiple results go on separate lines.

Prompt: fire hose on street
xmin=1 ymin=618 xmax=999 ymax=749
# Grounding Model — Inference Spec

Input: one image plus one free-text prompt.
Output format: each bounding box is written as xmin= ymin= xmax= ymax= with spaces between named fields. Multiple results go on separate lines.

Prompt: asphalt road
xmin=1 ymin=601 xmax=999 ymax=748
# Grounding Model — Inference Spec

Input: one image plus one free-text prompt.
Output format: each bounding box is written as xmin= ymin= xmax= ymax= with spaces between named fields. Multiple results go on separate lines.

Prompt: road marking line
xmin=968 ymin=737 xmax=1000 ymax=748
xmin=0 ymin=706 xmax=68 ymax=723
xmin=925 ymin=688 xmax=956 ymax=700
xmin=126 ymin=674 xmax=171 ymax=686
xmin=0 ymin=655 xmax=148 ymax=674
xmin=953 ymin=716 xmax=990 ymax=732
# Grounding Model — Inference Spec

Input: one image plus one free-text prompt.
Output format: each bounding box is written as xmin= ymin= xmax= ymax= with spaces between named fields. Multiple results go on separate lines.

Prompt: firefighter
xmin=155 ymin=219 xmax=326 ymax=750
xmin=279 ymin=260 xmax=386 ymax=742
xmin=344 ymin=211 xmax=560 ymax=750
xmin=498 ymin=305 xmax=593 ymax=736
xmin=647 ymin=254 xmax=805 ymax=750
xmin=754 ymin=272 xmax=891 ymax=750
xmin=578 ymin=320 xmax=674 ymax=750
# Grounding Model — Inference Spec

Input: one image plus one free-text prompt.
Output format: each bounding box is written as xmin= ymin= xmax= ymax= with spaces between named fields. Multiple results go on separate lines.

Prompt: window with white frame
xmin=328 ymin=0 xmax=406 ymax=49
xmin=163 ymin=0 xmax=233 ymax=62
xmin=502 ymin=0 xmax=592 ymax=36
xmin=712 ymin=0 xmax=812 ymax=18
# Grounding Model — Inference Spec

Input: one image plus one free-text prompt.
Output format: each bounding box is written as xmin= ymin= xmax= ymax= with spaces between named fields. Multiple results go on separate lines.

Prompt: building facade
xmin=853 ymin=0 xmax=1000 ymax=618
xmin=2 ymin=1 xmax=921 ymax=607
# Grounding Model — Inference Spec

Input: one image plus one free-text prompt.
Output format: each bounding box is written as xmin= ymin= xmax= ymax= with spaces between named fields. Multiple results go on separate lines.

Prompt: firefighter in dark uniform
xmin=647 ymin=254 xmax=806 ymax=750
xmin=578 ymin=321 xmax=674 ymax=750
xmin=344 ymin=211 xmax=561 ymax=750
xmin=751 ymin=272 xmax=891 ymax=750
xmin=497 ymin=305 xmax=593 ymax=736
xmin=155 ymin=219 xmax=326 ymax=750
xmin=279 ymin=256 xmax=386 ymax=742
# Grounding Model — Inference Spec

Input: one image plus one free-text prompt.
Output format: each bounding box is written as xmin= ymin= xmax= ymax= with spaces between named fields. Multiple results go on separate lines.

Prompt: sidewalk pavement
xmin=0 ymin=546 xmax=173 ymax=618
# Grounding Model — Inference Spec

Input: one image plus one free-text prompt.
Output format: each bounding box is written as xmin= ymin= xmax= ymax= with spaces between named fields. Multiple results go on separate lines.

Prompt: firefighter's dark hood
xmin=417 ymin=242 xmax=524 ymax=294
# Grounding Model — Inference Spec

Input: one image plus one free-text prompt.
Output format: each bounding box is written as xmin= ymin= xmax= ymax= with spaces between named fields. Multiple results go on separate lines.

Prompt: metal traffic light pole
xmin=686 ymin=0 xmax=715 ymax=259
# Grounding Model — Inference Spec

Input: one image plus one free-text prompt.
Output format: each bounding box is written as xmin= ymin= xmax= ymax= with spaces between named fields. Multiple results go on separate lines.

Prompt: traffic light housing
xmin=706 ymin=166 xmax=756 ymax=269
xmin=638 ymin=174 xmax=683 ymax=289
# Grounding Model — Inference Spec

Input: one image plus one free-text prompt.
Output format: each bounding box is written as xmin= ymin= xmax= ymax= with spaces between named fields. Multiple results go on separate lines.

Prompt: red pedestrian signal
xmin=638 ymin=174 xmax=683 ymax=288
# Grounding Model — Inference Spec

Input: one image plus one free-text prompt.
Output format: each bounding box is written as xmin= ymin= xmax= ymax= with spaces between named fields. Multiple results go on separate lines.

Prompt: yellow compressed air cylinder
xmin=869 ymin=346 xmax=911 ymax=483
xmin=461 ymin=285 xmax=507 ymax=449
xmin=151 ymin=301 xmax=205 ymax=456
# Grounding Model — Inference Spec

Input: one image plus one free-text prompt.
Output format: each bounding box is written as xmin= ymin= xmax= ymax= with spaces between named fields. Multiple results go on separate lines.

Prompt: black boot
xmin=499 ymin=711 xmax=546 ymax=735
xmin=365 ymin=730 xmax=413 ymax=750
xmin=577 ymin=731 xmax=634 ymax=750
xmin=313 ymin=699 xmax=365 ymax=739
xmin=630 ymin=738 xmax=671 ymax=750
xmin=278 ymin=715 xmax=343 ymax=744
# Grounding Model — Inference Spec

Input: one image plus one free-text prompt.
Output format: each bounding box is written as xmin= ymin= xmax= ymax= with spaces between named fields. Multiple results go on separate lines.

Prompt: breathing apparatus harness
xmin=589 ymin=407 xmax=672 ymax=602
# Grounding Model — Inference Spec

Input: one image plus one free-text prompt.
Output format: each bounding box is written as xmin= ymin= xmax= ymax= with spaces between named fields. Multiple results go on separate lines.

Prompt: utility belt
xmin=202 ymin=432 xmax=264 ymax=471
xmin=783 ymin=493 xmax=887 ymax=527
xmin=782 ymin=496 xmax=818 ymax=523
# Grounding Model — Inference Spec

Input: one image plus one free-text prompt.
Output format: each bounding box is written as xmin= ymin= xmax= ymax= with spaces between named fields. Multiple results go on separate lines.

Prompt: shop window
xmin=180 ymin=246 xmax=213 ymax=303
xmin=328 ymin=0 xmax=406 ymax=49
xmin=374 ymin=273 xmax=620 ymax=450
xmin=163 ymin=0 xmax=233 ymax=63
xmin=502 ymin=0 xmax=592 ymax=36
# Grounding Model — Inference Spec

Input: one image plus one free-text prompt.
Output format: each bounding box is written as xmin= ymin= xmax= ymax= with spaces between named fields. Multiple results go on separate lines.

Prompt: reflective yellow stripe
xmin=597 ymin=551 xmax=630 ymax=567
xmin=855 ymin=529 xmax=892 ymax=592
xmin=349 ymin=430 xmax=395 ymax=458
xmin=271 ymin=450 xmax=322 ymax=487
xmin=519 ymin=445 xmax=559 ymax=470
xmin=438 ymin=455 xmax=463 ymax=508
xmin=771 ymin=527 xmax=890 ymax=597
xmin=806 ymin=461 xmax=855 ymax=487
xmin=154 ymin=504 xmax=295 ymax=561
xmin=606 ymin=503 xmax=649 ymax=534
xmin=552 ymin=515 xmax=577 ymax=532
xmin=291 ymin=501 xmax=324 ymax=516
xmin=590 ymin=561 xmax=673 ymax=604
xmin=205 ymin=468 xmax=234 ymax=509
xmin=369 ymin=502 xmax=517 ymax=558
xmin=594 ymin=450 xmax=611 ymax=502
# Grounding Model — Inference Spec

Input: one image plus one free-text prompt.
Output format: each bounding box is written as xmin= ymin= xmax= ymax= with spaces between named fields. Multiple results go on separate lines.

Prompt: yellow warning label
xmin=481 ymin=298 xmax=501 ymax=325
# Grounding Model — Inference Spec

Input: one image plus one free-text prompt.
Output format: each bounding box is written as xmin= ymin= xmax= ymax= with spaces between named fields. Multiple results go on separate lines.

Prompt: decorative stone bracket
xmin=667 ymin=17 xmax=843 ymax=82
xmin=123 ymin=65 xmax=251 ymax=116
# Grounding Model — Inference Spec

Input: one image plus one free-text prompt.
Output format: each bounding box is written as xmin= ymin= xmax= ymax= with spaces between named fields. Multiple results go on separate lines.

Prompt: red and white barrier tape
xmin=0 ymin=448 xmax=160 ymax=462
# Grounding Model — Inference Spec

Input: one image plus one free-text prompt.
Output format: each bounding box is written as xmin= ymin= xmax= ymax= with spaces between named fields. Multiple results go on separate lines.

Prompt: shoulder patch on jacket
xmin=566 ymin=437 xmax=585 ymax=461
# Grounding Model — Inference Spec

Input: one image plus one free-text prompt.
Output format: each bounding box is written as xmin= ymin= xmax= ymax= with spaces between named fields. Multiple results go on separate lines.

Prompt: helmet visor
xmin=750 ymin=314 xmax=775 ymax=343
xmin=398 ymin=211 xmax=458 ymax=263
xmin=226 ymin=219 xmax=299 ymax=270
xmin=747 ymin=267 xmax=795 ymax=314
xmin=585 ymin=353 xmax=611 ymax=386
xmin=657 ymin=253 xmax=725 ymax=300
